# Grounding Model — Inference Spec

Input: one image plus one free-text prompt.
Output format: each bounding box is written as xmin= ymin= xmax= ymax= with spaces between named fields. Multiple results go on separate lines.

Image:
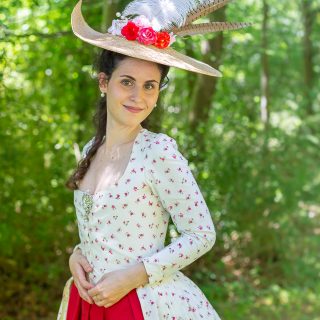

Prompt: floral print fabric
xmin=73 ymin=128 xmax=221 ymax=320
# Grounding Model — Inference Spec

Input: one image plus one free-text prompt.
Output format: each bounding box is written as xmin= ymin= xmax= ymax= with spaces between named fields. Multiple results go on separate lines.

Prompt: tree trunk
xmin=188 ymin=9 xmax=225 ymax=163
xmin=261 ymin=0 xmax=270 ymax=127
xmin=301 ymin=0 xmax=316 ymax=115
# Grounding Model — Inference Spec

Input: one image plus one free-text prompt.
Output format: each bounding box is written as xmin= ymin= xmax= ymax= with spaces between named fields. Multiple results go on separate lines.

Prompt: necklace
xmin=105 ymin=141 xmax=132 ymax=161
xmin=102 ymin=127 xmax=143 ymax=159
xmin=79 ymin=127 xmax=144 ymax=220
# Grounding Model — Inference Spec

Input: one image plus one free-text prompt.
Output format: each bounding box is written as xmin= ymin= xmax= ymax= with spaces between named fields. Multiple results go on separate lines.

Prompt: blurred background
xmin=1 ymin=0 xmax=319 ymax=319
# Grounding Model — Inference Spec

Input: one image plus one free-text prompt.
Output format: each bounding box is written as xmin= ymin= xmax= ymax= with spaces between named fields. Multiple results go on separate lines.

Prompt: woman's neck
xmin=103 ymin=124 xmax=143 ymax=153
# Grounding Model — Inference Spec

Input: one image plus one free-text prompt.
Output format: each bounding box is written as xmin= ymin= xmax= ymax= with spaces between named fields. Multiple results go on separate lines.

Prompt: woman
xmin=58 ymin=1 xmax=250 ymax=319
xmin=64 ymin=49 xmax=219 ymax=320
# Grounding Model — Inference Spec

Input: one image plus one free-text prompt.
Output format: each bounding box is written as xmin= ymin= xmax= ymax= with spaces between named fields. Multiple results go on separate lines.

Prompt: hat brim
xmin=71 ymin=0 xmax=222 ymax=77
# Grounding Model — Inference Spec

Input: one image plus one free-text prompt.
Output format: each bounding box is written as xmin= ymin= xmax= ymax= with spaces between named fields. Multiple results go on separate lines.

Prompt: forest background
xmin=1 ymin=0 xmax=319 ymax=319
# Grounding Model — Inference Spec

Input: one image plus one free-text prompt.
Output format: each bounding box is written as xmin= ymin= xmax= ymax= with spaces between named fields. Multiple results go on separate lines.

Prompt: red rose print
xmin=121 ymin=21 xmax=139 ymax=40
xmin=137 ymin=27 xmax=157 ymax=45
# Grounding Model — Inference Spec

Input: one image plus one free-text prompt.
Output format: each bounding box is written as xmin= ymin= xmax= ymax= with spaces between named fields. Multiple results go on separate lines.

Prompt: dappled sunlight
xmin=1 ymin=0 xmax=319 ymax=319
xmin=270 ymin=111 xmax=302 ymax=135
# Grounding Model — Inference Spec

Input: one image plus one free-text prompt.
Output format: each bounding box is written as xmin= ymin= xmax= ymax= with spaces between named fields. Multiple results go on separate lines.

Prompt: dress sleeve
xmin=73 ymin=243 xmax=82 ymax=253
xmin=141 ymin=133 xmax=216 ymax=286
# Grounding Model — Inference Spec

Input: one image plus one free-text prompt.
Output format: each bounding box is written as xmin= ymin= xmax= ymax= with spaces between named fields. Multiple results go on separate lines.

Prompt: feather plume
xmin=121 ymin=0 xmax=251 ymax=36
xmin=184 ymin=0 xmax=231 ymax=25
xmin=173 ymin=22 xmax=252 ymax=36
xmin=121 ymin=0 xmax=211 ymax=30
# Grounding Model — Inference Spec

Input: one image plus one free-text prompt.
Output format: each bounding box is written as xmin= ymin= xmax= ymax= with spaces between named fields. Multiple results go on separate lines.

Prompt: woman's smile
xmin=101 ymin=57 xmax=161 ymax=126
xmin=123 ymin=105 xmax=144 ymax=113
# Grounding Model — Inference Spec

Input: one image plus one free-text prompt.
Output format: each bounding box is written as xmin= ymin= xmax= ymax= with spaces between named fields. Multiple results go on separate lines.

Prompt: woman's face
xmin=99 ymin=57 xmax=162 ymax=128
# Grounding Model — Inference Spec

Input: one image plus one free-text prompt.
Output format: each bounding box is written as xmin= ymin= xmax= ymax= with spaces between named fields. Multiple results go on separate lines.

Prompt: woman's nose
xmin=130 ymin=85 xmax=144 ymax=102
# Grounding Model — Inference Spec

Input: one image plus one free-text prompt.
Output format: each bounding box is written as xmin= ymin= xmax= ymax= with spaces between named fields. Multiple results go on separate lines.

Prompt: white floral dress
xmin=74 ymin=128 xmax=221 ymax=320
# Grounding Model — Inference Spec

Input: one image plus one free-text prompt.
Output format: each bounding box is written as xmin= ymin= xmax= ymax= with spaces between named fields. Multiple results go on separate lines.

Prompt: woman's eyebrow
xmin=120 ymin=75 xmax=159 ymax=83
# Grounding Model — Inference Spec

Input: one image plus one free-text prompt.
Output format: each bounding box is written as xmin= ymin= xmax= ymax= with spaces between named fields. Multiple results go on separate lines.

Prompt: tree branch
xmin=2 ymin=30 xmax=73 ymax=40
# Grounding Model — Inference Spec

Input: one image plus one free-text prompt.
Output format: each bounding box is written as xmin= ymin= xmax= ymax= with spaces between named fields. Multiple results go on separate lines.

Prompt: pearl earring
xmin=154 ymin=104 xmax=157 ymax=108
xmin=101 ymin=92 xmax=105 ymax=97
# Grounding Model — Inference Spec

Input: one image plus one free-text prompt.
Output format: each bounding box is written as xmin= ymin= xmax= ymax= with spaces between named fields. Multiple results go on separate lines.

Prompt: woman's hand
xmin=69 ymin=249 xmax=95 ymax=304
xmin=87 ymin=268 xmax=135 ymax=308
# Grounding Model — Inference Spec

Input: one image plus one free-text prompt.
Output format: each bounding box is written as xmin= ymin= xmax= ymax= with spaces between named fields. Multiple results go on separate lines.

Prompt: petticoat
xmin=66 ymin=282 xmax=144 ymax=320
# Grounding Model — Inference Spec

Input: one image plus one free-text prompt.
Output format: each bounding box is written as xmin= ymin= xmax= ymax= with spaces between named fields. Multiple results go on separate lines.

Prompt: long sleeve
xmin=73 ymin=243 xmax=82 ymax=253
xmin=141 ymin=133 xmax=216 ymax=286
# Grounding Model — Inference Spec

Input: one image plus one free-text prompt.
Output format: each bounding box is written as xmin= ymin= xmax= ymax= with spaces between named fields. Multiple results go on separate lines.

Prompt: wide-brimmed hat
xmin=71 ymin=0 xmax=251 ymax=77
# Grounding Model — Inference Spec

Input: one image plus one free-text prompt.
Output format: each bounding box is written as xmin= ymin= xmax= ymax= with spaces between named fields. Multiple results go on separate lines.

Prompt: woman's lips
xmin=124 ymin=105 xmax=143 ymax=113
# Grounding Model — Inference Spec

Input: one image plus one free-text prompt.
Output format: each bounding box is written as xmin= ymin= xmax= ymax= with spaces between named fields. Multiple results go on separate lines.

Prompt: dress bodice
xmin=72 ymin=128 xmax=221 ymax=319
xmin=77 ymin=132 xmax=138 ymax=195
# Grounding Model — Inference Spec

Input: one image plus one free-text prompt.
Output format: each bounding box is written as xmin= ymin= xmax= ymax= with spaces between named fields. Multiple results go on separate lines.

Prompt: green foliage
xmin=1 ymin=0 xmax=319 ymax=318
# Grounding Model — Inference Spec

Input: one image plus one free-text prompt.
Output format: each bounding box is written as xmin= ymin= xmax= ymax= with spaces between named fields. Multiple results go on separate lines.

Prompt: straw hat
xmin=71 ymin=0 xmax=251 ymax=77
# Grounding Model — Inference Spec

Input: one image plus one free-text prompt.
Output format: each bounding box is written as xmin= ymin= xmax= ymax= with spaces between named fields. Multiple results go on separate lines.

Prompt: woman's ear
xmin=98 ymin=72 xmax=108 ymax=93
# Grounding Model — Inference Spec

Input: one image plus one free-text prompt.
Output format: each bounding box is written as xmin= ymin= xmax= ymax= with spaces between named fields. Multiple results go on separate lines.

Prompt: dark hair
xmin=65 ymin=49 xmax=170 ymax=190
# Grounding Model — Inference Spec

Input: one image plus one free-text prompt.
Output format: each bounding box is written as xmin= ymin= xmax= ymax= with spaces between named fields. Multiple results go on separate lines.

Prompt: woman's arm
xmin=69 ymin=245 xmax=95 ymax=303
xmin=123 ymin=262 xmax=150 ymax=288
xmin=141 ymin=133 xmax=216 ymax=286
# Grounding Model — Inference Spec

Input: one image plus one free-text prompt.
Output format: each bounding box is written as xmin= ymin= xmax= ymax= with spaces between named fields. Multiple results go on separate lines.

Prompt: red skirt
xmin=67 ymin=282 xmax=144 ymax=320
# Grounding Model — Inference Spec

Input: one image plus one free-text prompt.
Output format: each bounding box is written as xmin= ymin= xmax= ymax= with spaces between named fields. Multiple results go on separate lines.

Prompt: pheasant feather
xmin=173 ymin=22 xmax=252 ymax=36
xmin=184 ymin=0 xmax=232 ymax=25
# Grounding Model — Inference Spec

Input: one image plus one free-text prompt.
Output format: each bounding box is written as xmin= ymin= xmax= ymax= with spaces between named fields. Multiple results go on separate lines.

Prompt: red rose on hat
xmin=154 ymin=32 xmax=171 ymax=49
xmin=121 ymin=21 xmax=139 ymax=40
xmin=137 ymin=27 xmax=157 ymax=45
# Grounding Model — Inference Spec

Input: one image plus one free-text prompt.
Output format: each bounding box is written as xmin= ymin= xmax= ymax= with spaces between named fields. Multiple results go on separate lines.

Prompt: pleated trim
xmin=57 ymin=277 xmax=74 ymax=320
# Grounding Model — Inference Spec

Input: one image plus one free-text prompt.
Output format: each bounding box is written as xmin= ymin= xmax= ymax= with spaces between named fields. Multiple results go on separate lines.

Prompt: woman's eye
xmin=121 ymin=79 xmax=133 ymax=86
xmin=145 ymin=83 xmax=155 ymax=90
xmin=120 ymin=79 xmax=155 ymax=90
